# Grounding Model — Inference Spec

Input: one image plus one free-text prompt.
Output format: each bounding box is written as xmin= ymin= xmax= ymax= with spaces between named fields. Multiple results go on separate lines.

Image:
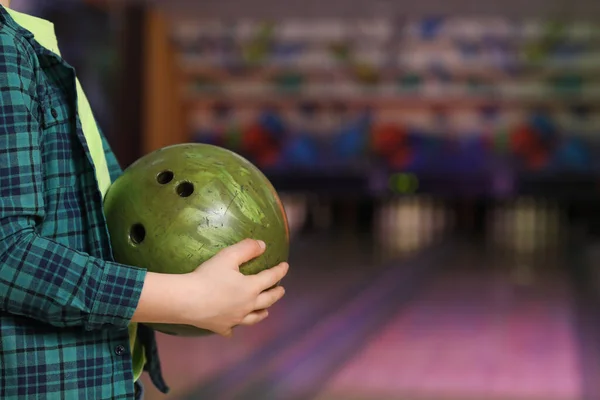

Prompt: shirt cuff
xmin=86 ymin=259 xmax=147 ymax=331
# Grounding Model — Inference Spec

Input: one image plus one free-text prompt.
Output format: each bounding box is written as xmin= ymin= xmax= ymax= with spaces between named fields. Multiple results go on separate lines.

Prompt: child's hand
xmin=182 ymin=239 xmax=288 ymax=337
xmin=132 ymin=239 xmax=289 ymax=337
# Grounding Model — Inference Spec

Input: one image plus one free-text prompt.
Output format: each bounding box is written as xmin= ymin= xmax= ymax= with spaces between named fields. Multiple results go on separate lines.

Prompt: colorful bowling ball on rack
xmin=223 ymin=125 xmax=243 ymax=150
xmin=334 ymin=122 xmax=369 ymax=159
xmin=282 ymin=134 xmax=320 ymax=167
xmin=241 ymin=123 xmax=282 ymax=168
xmin=554 ymin=136 xmax=590 ymax=171
xmin=510 ymin=124 xmax=540 ymax=156
xmin=242 ymin=124 xmax=271 ymax=153
xmin=258 ymin=110 xmax=287 ymax=140
xmin=371 ymin=124 xmax=407 ymax=157
xmin=529 ymin=113 xmax=558 ymax=144
xmin=419 ymin=16 xmax=444 ymax=40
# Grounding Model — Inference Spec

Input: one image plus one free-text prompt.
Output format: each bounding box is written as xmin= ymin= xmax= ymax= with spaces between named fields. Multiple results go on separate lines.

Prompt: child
xmin=0 ymin=2 xmax=289 ymax=399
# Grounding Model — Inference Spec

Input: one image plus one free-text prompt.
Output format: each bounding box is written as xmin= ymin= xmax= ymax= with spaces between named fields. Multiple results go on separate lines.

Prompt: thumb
xmin=215 ymin=239 xmax=266 ymax=268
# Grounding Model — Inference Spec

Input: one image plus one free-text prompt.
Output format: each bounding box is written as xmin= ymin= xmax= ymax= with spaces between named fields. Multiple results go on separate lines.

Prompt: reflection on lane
xmin=316 ymin=249 xmax=582 ymax=400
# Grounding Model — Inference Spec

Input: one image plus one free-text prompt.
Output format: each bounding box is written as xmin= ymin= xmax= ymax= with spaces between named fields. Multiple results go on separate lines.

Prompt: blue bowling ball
xmin=334 ymin=125 xmax=367 ymax=159
xmin=529 ymin=113 xmax=558 ymax=143
xmin=258 ymin=110 xmax=287 ymax=140
xmin=403 ymin=130 xmax=440 ymax=172
xmin=282 ymin=134 xmax=320 ymax=167
xmin=420 ymin=17 xmax=444 ymax=40
xmin=333 ymin=114 xmax=372 ymax=160
xmin=554 ymin=137 xmax=590 ymax=171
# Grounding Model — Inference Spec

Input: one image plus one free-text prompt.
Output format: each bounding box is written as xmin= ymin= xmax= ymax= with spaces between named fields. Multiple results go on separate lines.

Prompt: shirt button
xmin=51 ymin=108 xmax=58 ymax=118
xmin=114 ymin=345 xmax=127 ymax=356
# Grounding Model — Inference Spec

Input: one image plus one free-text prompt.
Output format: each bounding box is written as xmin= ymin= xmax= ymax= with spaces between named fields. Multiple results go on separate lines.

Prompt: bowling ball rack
xmin=263 ymin=166 xmax=600 ymax=201
xmin=142 ymin=14 xmax=600 ymax=203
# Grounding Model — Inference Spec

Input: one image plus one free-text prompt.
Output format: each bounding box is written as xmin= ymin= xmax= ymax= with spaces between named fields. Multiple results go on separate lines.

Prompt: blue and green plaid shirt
xmin=0 ymin=7 xmax=168 ymax=399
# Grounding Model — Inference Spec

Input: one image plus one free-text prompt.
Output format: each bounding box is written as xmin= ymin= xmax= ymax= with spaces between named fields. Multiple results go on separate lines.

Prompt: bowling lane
xmin=314 ymin=248 xmax=583 ymax=400
xmin=141 ymin=233 xmax=443 ymax=400
xmin=141 ymin=196 xmax=587 ymax=400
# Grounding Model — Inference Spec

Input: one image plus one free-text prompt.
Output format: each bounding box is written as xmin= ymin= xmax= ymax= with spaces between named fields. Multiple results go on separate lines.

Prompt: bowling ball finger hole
xmin=176 ymin=182 xmax=195 ymax=198
xmin=156 ymin=170 xmax=174 ymax=185
xmin=129 ymin=223 xmax=146 ymax=245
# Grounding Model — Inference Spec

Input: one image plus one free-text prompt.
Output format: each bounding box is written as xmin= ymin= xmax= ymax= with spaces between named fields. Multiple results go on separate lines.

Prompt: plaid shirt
xmin=0 ymin=7 xmax=168 ymax=399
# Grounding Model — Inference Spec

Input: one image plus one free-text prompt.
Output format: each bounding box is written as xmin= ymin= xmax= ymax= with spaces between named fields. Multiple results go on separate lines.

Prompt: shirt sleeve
xmin=0 ymin=31 xmax=146 ymax=331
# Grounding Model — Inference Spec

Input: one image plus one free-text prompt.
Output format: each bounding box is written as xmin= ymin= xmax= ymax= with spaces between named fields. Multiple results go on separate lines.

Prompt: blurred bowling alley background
xmin=15 ymin=0 xmax=600 ymax=399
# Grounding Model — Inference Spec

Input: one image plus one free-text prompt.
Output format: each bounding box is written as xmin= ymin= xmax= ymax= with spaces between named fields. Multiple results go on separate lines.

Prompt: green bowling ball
xmin=103 ymin=143 xmax=290 ymax=336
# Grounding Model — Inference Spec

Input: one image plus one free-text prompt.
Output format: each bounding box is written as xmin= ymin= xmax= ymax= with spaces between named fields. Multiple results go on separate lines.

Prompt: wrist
xmin=131 ymin=272 xmax=194 ymax=325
